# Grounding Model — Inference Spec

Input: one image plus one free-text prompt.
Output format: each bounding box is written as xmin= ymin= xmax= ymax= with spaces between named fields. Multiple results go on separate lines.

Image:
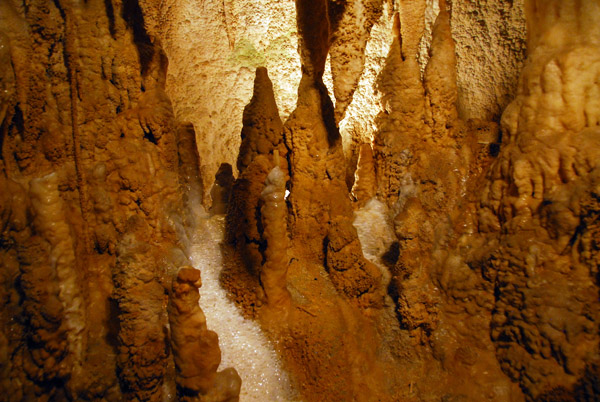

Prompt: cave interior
xmin=1 ymin=0 xmax=600 ymax=401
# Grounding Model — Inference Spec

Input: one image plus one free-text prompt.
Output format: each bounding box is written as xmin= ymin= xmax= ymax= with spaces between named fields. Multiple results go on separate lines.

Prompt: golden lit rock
xmin=0 ymin=1 xmax=599 ymax=401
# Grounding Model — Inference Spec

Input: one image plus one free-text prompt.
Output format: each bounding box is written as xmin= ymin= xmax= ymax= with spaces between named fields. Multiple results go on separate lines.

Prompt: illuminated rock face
xmin=140 ymin=0 xmax=302 ymax=203
xmin=2 ymin=0 xmax=600 ymax=401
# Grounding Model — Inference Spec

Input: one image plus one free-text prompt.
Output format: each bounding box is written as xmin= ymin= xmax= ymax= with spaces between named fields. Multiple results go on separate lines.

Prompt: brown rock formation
xmin=370 ymin=0 xmax=477 ymax=339
xmin=177 ymin=122 xmax=204 ymax=224
xmin=3 ymin=0 xmax=600 ymax=401
xmin=0 ymin=1 xmax=236 ymax=400
xmin=227 ymin=67 xmax=288 ymax=289
xmin=424 ymin=0 xmax=458 ymax=141
xmin=259 ymin=162 xmax=291 ymax=313
xmin=285 ymin=0 xmax=385 ymax=309
xmin=168 ymin=267 xmax=241 ymax=401
xmin=470 ymin=0 xmax=600 ymax=397
xmin=236 ymin=67 xmax=286 ymax=175
xmin=210 ymin=163 xmax=234 ymax=215
xmin=112 ymin=221 xmax=169 ymax=402
xmin=328 ymin=0 xmax=385 ymax=122
xmin=350 ymin=142 xmax=377 ymax=206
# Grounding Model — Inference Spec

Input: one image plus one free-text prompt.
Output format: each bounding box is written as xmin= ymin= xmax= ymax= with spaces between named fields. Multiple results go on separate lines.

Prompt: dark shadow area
xmin=381 ymin=241 xmax=400 ymax=269
xmin=316 ymin=80 xmax=341 ymax=147
xmin=105 ymin=297 xmax=121 ymax=352
xmin=322 ymin=235 xmax=330 ymax=271
xmin=104 ymin=0 xmax=116 ymax=38
xmin=121 ymin=0 xmax=154 ymax=76
xmin=143 ymin=127 xmax=158 ymax=145
xmin=327 ymin=0 xmax=347 ymax=39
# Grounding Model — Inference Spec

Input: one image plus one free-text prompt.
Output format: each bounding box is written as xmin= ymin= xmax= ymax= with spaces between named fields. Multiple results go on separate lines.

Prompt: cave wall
xmin=0 ymin=1 xmax=236 ymax=401
xmin=138 ymin=0 xmax=302 ymax=202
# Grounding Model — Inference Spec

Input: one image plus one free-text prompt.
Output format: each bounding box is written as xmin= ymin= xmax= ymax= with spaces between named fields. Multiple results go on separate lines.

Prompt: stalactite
xmin=2 ymin=0 xmax=600 ymax=401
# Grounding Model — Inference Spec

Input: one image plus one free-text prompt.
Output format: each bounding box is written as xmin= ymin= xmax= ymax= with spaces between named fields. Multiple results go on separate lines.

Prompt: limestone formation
xmin=0 ymin=1 xmax=237 ymax=400
xmin=471 ymin=0 xmax=600 ymax=397
xmin=29 ymin=173 xmax=86 ymax=391
xmin=210 ymin=163 xmax=234 ymax=215
xmin=259 ymin=162 xmax=291 ymax=312
xmin=328 ymin=0 xmax=385 ymax=122
xmin=168 ymin=267 xmax=241 ymax=401
xmin=237 ymin=67 xmax=285 ymax=175
xmin=2 ymin=0 xmax=600 ymax=401
xmin=177 ymin=122 xmax=204 ymax=222
xmin=424 ymin=0 xmax=458 ymax=140
xmin=112 ymin=223 xmax=169 ymax=402
xmin=227 ymin=67 xmax=288 ymax=293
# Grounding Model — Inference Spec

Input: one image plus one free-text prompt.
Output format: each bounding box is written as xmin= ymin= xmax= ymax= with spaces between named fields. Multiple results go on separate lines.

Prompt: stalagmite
xmin=259 ymin=152 xmax=291 ymax=313
xmin=237 ymin=67 xmax=286 ymax=175
xmin=168 ymin=266 xmax=241 ymax=402
xmin=210 ymin=163 xmax=234 ymax=215
xmin=227 ymin=67 xmax=289 ymax=292
xmin=373 ymin=9 xmax=429 ymax=205
xmin=424 ymin=0 xmax=458 ymax=140
xmin=177 ymin=122 xmax=204 ymax=219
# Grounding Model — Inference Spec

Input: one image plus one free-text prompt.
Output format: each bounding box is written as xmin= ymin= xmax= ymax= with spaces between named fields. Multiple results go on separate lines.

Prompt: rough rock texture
xmin=259 ymin=163 xmax=291 ymax=313
xmin=3 ymin=0 xmax=600 ymax=401
xmin=236 ymin=68 xmax=286 ymax=175
xmin=140 ymin=0 xmax=302 ymax=201
xmin=286 ymin=0 xmax=385 ymax=308
xmin=222 ymin=3 xmax=400 ymax=401
xmin=472 ymin=0 xmax=600 ymax=397
xmin=0 ymin=1 xmax=235 ymax=400
xmin=447 ymin=0 xmax=527 ymax=120
xmin=136 ymin=0 xmax=527 ymax=205
xmin=177 ymin=122 xmax=204 ymax=224
xmin=226 ymin=67 xmax=288 ymax=286
xmin=328 ymin=0 xmax=384 ymax=122
xmin=210 ymin=163 xmax=234 ymax=215
xmin=168 ymin=267 xmax=241 ymax=401
xmin=350 ymin=143 xmax=377 ymax=206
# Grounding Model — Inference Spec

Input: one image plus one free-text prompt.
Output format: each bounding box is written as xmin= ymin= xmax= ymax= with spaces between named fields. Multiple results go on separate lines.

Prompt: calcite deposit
xmin=2 ymin=0 xmax=600 ymax=401
xmin=168 ymin=267 xmax=241 ymax=401
xmin=0 ymin=1 xmax=237 ymax=400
